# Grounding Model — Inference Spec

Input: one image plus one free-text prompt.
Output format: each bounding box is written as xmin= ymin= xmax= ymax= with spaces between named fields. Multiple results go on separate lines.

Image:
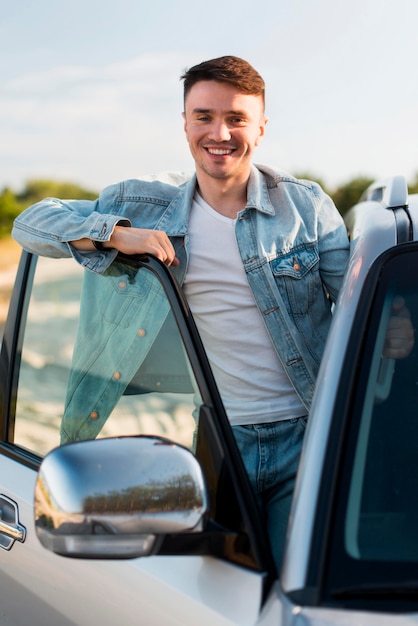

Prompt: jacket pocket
xmin=269 ymin=245 xmax=321 ymax=317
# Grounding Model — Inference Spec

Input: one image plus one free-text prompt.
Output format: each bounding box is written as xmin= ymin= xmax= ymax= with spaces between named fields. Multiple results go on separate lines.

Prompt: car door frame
xmin=0 ymin=250 xmax=278 ymax=625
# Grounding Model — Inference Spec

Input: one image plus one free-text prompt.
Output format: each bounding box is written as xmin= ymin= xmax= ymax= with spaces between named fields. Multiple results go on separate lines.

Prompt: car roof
xmin=345 ymin=176 xmax=418 ymax=265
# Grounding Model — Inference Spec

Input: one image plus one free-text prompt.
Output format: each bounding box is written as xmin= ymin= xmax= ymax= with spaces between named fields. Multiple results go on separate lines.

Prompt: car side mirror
xmin=35 ymin=436 xmax=209 ymax=559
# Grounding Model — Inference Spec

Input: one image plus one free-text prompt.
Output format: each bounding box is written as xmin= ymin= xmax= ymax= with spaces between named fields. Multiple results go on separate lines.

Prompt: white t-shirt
xmin=183 ymin=193 xmax=306 ymax=426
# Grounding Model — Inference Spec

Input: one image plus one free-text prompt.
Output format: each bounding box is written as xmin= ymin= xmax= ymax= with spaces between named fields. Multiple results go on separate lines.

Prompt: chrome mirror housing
xmin=35 ymin=436 xmax=209 ymax=559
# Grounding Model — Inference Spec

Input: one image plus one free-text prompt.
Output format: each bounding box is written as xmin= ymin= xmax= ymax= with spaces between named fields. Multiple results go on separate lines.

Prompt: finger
xmin=158 ymin=240 xmax=178 ymax=266
xmin=391 ymin=295 xmax=409 ymax=317
xmin=150 ymin=236 xmax=178 ymax=267
xmin=392 ymin=295 xmax=405 ymax=310
xmin=384 ymin=320 xmax=415 ymax=358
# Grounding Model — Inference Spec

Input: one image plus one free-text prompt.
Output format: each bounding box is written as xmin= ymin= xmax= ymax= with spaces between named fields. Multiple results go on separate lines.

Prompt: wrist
xmin=92 ymin=220 xmax=129 ymax=251
xmin=92 ymin=239 xmax=108 ymax=251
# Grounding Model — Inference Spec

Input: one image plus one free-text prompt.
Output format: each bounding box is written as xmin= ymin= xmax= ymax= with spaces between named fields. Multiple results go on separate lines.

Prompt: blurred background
xmin=1 ymin=0 xmax=418 ymax=317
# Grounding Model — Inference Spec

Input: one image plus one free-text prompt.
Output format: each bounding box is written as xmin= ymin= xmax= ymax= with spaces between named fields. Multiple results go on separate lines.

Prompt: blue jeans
xmin=232 ymin=416 xmax=308 ymax=573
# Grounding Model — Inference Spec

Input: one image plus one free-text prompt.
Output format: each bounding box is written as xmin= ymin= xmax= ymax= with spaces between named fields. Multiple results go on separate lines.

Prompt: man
xmin=12 ymin=56 xmax=412 ymax=570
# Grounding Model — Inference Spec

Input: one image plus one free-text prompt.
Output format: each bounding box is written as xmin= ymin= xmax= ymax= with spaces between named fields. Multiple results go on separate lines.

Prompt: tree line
xmin=1 ymin=173 xmax=418 ymax=238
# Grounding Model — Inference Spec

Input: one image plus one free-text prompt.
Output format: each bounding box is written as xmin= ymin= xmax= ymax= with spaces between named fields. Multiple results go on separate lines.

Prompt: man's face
xmin=182 ymin=80 xmax=267 ymax=184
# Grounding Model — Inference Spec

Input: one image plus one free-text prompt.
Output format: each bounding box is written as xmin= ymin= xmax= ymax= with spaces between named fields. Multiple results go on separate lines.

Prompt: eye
xmin=230 ymin=116 xmax=246 ymax=125
xmin=194 ymin=114 xmax=211 ymax=123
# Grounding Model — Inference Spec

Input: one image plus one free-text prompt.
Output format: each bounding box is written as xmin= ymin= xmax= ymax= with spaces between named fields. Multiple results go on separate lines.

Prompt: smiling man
xmin=182 ymin=79 xmax=267 ymax=214
xmin=13 ymin=56 xmax=355 ymax=571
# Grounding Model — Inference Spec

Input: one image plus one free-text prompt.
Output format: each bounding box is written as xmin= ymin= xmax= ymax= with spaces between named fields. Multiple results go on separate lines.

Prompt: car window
xmin=13 ymin=255 xmax=201 ymax=456
xmin=345 ymin=290 xmax=418 ymax=563
xmin=325 ymin=246 xmax=418 ymax=594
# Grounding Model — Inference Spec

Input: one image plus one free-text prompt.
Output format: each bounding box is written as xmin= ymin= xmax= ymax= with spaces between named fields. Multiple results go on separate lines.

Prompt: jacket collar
xmin=244 ymin=165 xmax=276 ymax=216
xmin=156 ymin=164 xmax=276 ymax=235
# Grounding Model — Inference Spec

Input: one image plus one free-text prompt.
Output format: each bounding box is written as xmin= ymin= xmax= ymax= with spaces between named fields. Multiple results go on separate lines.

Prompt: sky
xmin=1 ymin=0 xmax=418 ymax=194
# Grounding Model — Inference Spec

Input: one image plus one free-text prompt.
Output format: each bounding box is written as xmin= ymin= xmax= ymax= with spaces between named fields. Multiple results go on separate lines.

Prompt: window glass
xmin=345 ymin=292 xmax=418 ymax=562
xmin=14 ymin=256 xmax=201 ymax=456
xmin=338 ymin=250 xmax=418 ymax=566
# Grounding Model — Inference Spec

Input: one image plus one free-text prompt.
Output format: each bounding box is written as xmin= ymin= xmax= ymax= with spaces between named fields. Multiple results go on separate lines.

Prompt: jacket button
xmin=137 ymin=328 xmax=146 ymax=337
xmin=90 ymin=411 xmax=99 ymax=420
xmin=118 ymin=281 xmax=127 ymax=289
xmin=293 ymin=262 xmax=301 ymax=272
xmin=113 ymin=371 xmax=121 ymax=380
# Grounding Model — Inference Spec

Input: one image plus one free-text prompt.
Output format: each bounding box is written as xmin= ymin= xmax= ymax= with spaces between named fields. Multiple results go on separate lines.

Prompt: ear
xmin=182 ymin=112 xmax=187 ymax=134
xmin=255 ymin=116 xmax=268 ymax=146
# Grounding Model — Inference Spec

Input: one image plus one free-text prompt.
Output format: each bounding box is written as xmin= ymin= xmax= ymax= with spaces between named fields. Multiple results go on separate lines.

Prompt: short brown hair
xmin=180 ymin=56 xmax=265 ymax=107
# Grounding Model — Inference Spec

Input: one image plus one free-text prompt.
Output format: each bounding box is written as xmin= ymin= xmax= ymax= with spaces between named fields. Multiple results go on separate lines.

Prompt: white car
xmin=1 ymin=175 xmax=418 ymax=624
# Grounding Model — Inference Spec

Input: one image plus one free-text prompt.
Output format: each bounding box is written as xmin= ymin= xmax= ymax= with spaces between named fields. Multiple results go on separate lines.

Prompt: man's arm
xmin=72 ymin=225 xmax=179 ymax=267
xmin=12 ymin=173 xmax=191 ymax=271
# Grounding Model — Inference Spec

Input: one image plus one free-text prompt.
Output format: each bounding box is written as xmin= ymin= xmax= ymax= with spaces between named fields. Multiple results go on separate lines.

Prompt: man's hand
xmin=106 ymin=226 xmax=179 ymax=266
xmin=383 ymin=296 xmax=414 ymax=359
xmin=71 ymin=226 xmax=179 ymax=267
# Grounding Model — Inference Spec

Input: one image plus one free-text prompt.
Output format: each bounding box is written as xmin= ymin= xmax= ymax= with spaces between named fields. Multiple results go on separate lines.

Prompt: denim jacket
xmin=13 ymin=165 xmax=349 ymax=442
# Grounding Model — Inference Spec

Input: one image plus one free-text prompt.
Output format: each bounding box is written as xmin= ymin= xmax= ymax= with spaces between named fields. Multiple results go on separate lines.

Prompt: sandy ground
xmin=0 ymin=237 xmax=22 ymax=332
xmin=0 ymin=236 xmax=21 ymax=269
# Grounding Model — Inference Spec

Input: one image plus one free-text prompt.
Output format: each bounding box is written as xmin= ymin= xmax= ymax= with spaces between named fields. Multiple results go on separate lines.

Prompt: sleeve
xmin=12 ymin=183 xmax=131 ymax=273
xmin=312 ymin=183 xmax=350 ymax=304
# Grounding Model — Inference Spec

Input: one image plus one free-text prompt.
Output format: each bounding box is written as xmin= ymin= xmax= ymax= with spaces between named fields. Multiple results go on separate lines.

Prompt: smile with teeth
xmin=207 ymin=147 xmax=234 ymax=155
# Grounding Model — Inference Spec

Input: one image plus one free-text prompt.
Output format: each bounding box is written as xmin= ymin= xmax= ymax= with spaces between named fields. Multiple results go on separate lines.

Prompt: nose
xmin=208 ymin=120 xmax=231 ymax=142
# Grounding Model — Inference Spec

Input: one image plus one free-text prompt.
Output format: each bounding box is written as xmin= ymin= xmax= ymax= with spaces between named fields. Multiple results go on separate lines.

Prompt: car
xmin=1 ymin=174 xmax=418 ymax=624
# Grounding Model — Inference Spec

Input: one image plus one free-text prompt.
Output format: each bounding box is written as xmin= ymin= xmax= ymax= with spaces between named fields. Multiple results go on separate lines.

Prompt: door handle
xmin=0 ymin=518 xmax=26 ymax=542
xmin=0 ymin=495 xmax=26 ymax=550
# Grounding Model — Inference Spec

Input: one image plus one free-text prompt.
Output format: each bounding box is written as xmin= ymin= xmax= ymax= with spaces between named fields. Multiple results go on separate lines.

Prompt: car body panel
xmin=0 ymin=452 xmax=267 ymax=625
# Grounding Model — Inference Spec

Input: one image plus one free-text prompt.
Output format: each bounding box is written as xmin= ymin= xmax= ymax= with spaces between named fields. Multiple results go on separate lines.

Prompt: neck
xmin=195 ymin=174 xmax=249 ymax=219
